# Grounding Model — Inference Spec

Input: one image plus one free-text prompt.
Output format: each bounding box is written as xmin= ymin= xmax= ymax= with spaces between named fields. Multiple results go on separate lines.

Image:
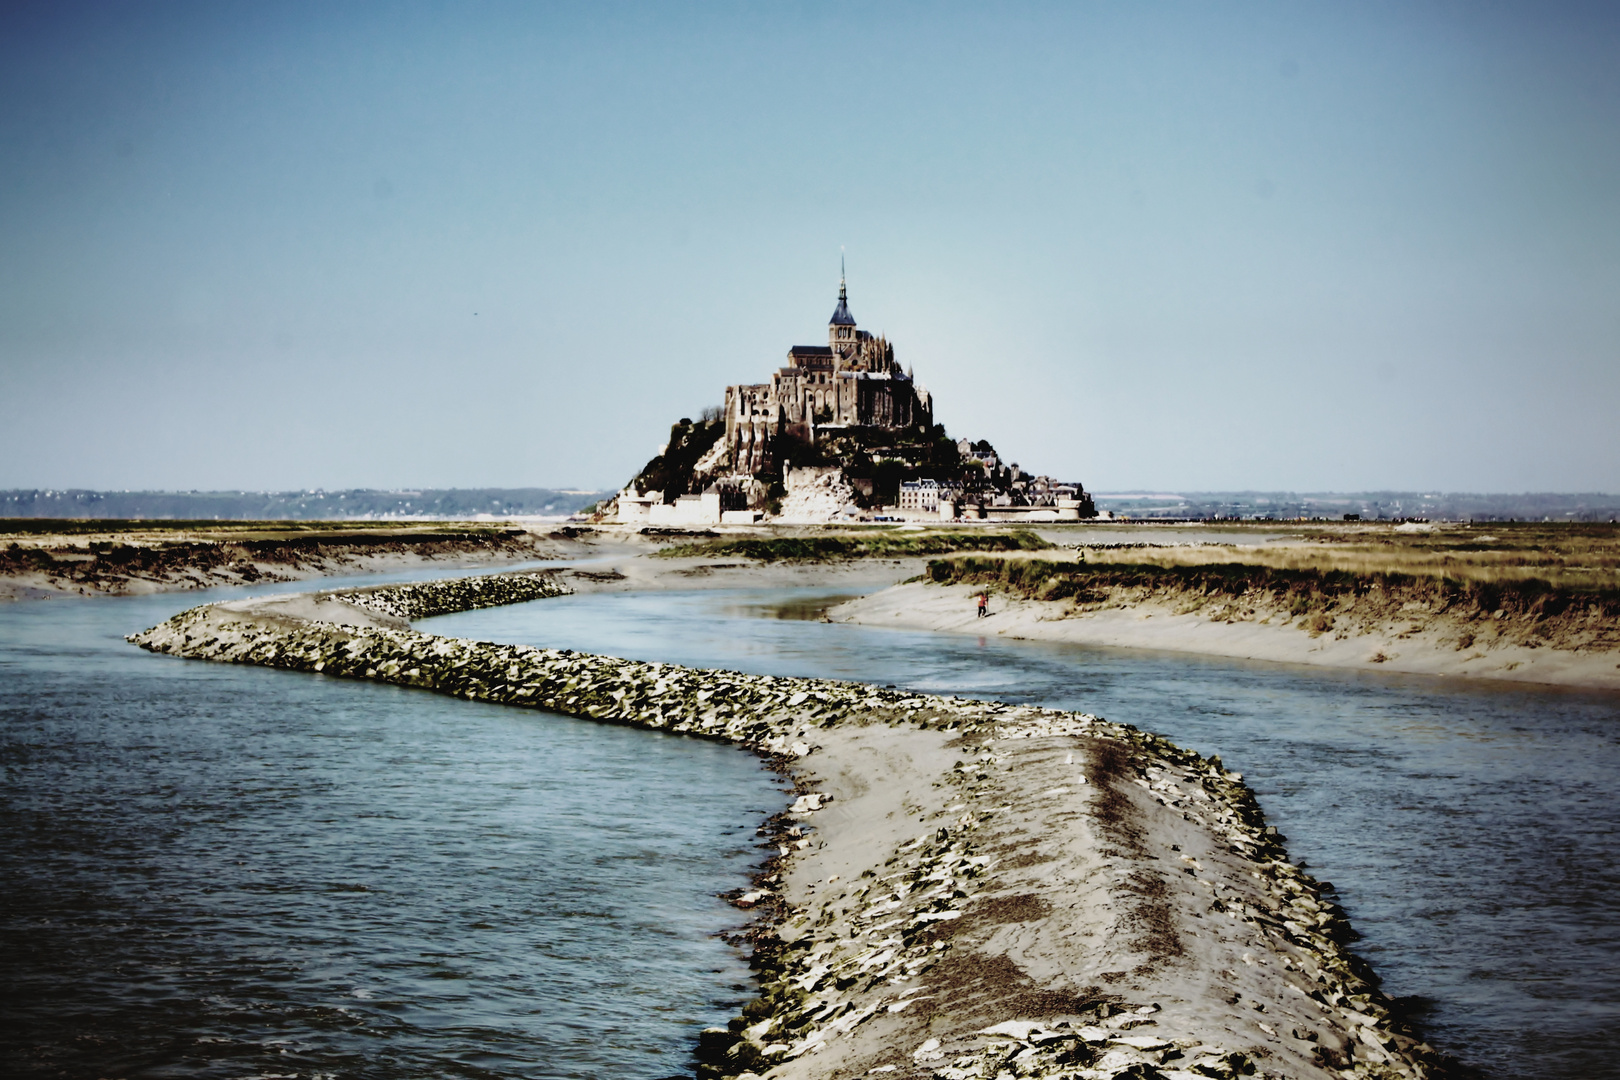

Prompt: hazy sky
xmin=2 ymin=2 xmax=1617 ymax=493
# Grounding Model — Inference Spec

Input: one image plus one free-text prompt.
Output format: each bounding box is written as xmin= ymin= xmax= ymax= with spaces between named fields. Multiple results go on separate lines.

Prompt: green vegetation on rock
xmin=656 ymin=530 xmax=1053 ymax=563
xmin=630 ymin=418 xmax=727 ymax=500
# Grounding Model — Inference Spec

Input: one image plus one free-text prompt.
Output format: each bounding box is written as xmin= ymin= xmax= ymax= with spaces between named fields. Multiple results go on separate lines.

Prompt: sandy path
xmin=758 ymin=718 xmax=1418 ymax=1080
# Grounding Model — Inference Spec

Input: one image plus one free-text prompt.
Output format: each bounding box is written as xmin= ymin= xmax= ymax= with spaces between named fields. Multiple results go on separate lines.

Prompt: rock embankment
xmin=336 ymin=570 xmax=573 ymax=620
xmin=129 ymin=571 xmax=1454 ymax=1080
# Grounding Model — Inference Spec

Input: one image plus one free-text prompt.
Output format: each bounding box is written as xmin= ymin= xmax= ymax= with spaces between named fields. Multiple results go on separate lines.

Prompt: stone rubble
xmin=128 ymin=570 xmax=1450 ymax=1080
xmin=332 ymin=569 xmax=573 ymax=620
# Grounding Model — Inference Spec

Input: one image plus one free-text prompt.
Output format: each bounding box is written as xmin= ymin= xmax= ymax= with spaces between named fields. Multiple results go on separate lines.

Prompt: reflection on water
xmin=427 ymin=586 xmax=1620 ymax=1080
xmin=731 ymin=593 xmax=863 ymax=622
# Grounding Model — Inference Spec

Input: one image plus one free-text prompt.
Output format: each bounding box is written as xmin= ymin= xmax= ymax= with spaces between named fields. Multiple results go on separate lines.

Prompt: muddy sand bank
xmin=519 ymin=543 xmax=1620 ymax=691
xmin=0 ymin=522 xmax=587 ymax=601
xmin=830 ymin=579 xmax=1620 ymax=692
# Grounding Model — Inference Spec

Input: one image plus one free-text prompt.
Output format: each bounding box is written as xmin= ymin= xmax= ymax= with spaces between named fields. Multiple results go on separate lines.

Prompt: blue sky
xmin=2 ymin=2 xmax=1617 ymax=492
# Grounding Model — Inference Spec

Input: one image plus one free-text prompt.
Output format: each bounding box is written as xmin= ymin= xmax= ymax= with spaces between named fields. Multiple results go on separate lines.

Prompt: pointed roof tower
xmin=830 ymin=257 xmax=856 ymax=327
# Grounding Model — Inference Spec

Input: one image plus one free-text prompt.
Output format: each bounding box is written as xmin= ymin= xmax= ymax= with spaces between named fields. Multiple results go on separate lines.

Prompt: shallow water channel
xmin=3 ymin=578 xmax=1617 ymax=1079
xmin=427 ymin=586 xmax=1620 ymax=1080
xmin=0 ymin=575 xmax=782 ymax=1080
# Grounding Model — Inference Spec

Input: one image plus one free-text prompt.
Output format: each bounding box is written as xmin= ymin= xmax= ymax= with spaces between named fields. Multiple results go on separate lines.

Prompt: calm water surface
xmin=0 ymin=576 xmax=782 ymax=1080
xmin=427 ymin=587 xmax=1620 ymax=1080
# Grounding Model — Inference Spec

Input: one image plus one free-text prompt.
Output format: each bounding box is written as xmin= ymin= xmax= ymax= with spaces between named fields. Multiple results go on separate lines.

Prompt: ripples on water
xmin=0 ymin=580 xmax=780 ymax=1080
xmin=428 ymin=587 xmax=1620 ymax=1080
xmin=4 ymin=578 xmax=1618 ymax=1080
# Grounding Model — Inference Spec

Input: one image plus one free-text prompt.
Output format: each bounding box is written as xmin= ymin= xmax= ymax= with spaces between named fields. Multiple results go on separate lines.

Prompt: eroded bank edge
xmin=127 ymin=570 xmax=1446 ymax=1080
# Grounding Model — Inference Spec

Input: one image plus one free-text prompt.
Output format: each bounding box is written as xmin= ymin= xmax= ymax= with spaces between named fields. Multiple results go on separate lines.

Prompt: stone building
xmin=898 ymin=478 xmax=962 ymax=515
xmin=724 ymin=272 xmax=932 ymax=475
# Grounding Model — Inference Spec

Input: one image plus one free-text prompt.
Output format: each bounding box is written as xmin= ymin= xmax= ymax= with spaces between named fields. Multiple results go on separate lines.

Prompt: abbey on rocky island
xmin=612 ymin=268 xmax=1094 ymax=525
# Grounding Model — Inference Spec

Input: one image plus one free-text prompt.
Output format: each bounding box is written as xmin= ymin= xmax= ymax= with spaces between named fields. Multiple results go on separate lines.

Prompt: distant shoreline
xmin=0 ymin=520 xmax=578 ymax=601
xmin=0 ymin=487 xmax=609 ymax=521
xmin=16 ymin=519 xmax=1620 ymax=691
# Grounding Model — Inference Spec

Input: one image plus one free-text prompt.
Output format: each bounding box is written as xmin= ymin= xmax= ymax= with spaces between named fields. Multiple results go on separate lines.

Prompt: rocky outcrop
xmin=128 ymin=570 xmax=1453 ymax=1080
xmin=334 ymin=571 xmax=573 ymax=620
xmin=777 ymin=467 xmax=861 ymax=523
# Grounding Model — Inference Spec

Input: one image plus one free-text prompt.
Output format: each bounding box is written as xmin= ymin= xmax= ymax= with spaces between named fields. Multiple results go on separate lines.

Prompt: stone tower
xmin=829 ymin=261 xmax=857 ymax=358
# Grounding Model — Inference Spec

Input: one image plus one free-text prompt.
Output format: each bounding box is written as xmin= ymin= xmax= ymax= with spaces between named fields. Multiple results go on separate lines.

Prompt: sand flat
xmin=833 ymin=580 xmax=1620 ymax=691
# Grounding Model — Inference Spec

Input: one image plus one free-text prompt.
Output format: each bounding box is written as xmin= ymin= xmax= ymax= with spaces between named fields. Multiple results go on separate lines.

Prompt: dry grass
xmin=0 ymin=521 xmax=545 ymax=597
xmin=1063 ymin=522 xmax=1620 ymax=592
xmin=924 ymin=526 xmax=1620 ymax=655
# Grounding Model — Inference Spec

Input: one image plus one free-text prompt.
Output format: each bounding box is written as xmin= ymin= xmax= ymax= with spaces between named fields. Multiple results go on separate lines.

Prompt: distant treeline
xmin=0 ymin=488 xmax=609 ymax=521
xmin=1094 ymin=491 xmax=1620 ymax=522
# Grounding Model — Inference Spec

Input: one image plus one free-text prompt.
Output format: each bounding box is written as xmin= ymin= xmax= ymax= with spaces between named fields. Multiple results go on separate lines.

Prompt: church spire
xmin=829 ymin=257 xmax=855 ymax=327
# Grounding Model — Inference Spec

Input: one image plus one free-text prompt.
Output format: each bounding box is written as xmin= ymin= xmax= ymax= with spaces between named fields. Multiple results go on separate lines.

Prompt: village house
xmin=898 ymin=478 xmax=965 ymax=520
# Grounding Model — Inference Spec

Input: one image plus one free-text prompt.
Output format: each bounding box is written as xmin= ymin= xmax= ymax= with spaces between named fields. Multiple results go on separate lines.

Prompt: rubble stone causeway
xmin=129 ymin=571 xmax=1448 ymax=1080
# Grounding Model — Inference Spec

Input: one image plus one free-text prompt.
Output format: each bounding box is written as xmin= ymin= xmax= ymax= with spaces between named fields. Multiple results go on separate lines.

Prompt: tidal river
xmin=0 ymin=575 xmax=780 ymax=1080
xmin=4 ymin=580 xmax=1618 ymax=1079
xmin=426 ymin=586 xmax=1620 ymax=1080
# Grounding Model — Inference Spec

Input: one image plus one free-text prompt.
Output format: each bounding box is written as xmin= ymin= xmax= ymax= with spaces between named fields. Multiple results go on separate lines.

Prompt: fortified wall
xmin=724 ymin=273 xmax=932 ymax=476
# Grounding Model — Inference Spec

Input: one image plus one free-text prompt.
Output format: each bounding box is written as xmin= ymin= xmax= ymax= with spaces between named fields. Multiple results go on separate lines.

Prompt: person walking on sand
xmin=976 ymin=591 xmax=989 ymax=618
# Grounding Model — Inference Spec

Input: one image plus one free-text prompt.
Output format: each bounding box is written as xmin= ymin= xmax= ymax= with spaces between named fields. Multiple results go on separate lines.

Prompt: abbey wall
xmin=724 ymin=276 xmax=932 ymax=475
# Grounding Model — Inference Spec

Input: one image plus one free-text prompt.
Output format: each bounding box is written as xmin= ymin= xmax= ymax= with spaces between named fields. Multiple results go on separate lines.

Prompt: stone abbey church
xmin=723 ymin=272 xmax=933 ymax=474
